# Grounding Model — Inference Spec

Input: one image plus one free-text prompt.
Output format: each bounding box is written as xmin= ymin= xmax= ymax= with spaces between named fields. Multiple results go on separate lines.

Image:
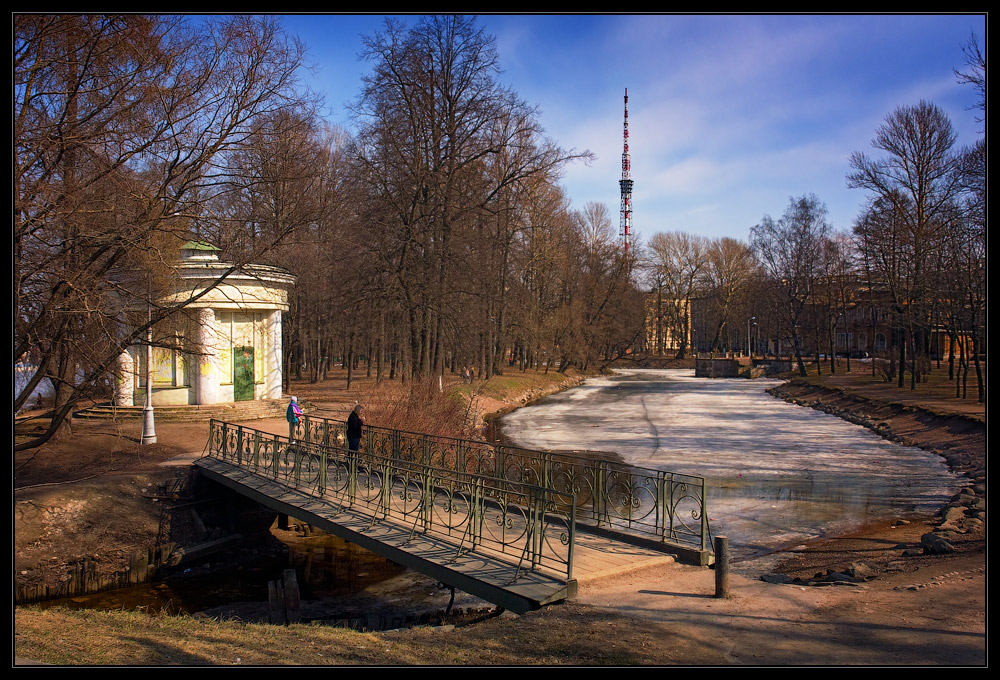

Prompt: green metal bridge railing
xmin=294 ymin=412 xmax=709 ymax=554
xmin=207 ymin=420 xmax=576 ymax=582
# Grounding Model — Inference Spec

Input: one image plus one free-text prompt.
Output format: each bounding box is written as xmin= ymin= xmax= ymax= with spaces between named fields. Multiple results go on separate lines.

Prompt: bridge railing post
xmin=235 ymin=426 xmax=244 ymax=466
xmin=493 ymin=444 xmax=503 ymax=482
xmin=209 ymin=420 xmax=218 ymax=457
xmin=567 ymin=493 xmax=577 ymax=581
xmin=293 ymin=442 xmax=302 ymax=487
xmin=701 ymin=477 xmax=708 ymax=552
xmin=531 ymin=487 xmax=542 ymax=569
xmin=347 ymin=448 xmax=357 ymax=506
xmin=471 ymin=477 xmax=483 ymax=549
xmin=378 ymin=456 xmax=391 ymax=520
xmin=220 ymin=421 xmax=229 ymax=459
xmin=318 ymin=446 xmax=327 ymax=496
xmin=666 ymin=472 xmax=676 ymax=540
xmin=421 ymin=465 xmax=432 ymax=533
xmin=657 ymin=471 xmax=668 ymax=542
xmin=594 ymin=461 xmax=607 ymax=527
xmin=273 ymin=434 xmax=280 ymax=481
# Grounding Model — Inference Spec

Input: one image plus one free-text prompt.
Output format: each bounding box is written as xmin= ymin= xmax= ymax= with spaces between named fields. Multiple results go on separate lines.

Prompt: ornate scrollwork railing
xmin=208 ymin=420 xmax=576 ymax=581
xmin=295 ymin=413 xmax=709 ymax=552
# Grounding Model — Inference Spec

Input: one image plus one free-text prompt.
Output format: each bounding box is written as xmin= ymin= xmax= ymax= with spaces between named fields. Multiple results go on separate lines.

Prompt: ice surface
xmin=501 ymin=369 xmax=960 ymax=566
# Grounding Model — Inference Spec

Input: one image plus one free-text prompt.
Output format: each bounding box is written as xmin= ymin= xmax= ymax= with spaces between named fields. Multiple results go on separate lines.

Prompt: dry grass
xmin=352 ymin=380 xmax=473 ymax=439
xmin=782 ymin=359 xmax=985 ymax=420
xmin=15 ymin=602 xmax=671 ymax=666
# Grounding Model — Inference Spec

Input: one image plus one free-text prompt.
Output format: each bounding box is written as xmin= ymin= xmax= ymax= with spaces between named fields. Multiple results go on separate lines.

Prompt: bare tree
xmin=848 ymin=101 xmax=961 ymax=390
xmin=750 ymin=195 xmax=832 ymax=376
xmin=351 ymin=15 xmax=591 ymax=382
xmin=954 ymin=32 xmax=985 ymax=133
xmin=703 ymin=237 xmax=756 ymax=355
xmin=646 ymin=231 xmax=709 ymax=359
xmin=14 ymin=15 xmax=313 ymax=449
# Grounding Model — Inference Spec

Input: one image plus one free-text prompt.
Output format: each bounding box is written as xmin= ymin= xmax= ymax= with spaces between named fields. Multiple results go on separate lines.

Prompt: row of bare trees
xmin=253 ymin=17 xmax=645 ymax=389
xmin=14 ymin=15 xmax=645 ymax=451
xmin=639 ymin=96 xmax=984 ymax=403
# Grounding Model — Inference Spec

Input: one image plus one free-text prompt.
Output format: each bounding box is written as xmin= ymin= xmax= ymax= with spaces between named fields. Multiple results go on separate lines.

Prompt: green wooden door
xmin=233 ymin=346 xmax=254 ymax=402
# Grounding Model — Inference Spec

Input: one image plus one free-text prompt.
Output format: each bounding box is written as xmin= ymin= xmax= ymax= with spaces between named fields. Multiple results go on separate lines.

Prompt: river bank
xmin=764 ymin=377 xmax=985 ymax=586
xmin=14 ymin=366 xmax=986 ymax=665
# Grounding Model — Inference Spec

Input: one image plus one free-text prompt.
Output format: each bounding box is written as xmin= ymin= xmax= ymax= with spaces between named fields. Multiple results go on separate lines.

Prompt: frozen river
xmin=500 ymin=369 xmax=960 ymax=567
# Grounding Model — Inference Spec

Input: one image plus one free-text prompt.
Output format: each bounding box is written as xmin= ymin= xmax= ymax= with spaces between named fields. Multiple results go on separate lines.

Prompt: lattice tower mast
xmin=619 ymin=88 xmax=633 ymax=253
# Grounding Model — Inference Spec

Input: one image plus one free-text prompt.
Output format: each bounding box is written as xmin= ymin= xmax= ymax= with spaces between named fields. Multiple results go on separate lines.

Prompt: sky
xmin=279 ymin=13 xmax=986 ymax=244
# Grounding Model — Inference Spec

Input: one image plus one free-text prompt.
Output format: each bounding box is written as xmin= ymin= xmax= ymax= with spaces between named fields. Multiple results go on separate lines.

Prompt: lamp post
xmin=141 ymin=307 xmax=156 ymax=445
xmin=747 ymin=316 xmax=756 ymax=359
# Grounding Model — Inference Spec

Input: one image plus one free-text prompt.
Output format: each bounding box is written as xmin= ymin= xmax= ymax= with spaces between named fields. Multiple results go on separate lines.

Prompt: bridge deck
xmin=195 ymin=457 xmax=677 ymax=614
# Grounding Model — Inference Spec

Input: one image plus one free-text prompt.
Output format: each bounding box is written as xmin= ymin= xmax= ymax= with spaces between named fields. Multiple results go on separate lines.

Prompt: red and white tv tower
xmin=619 ymin=88 xmax=633 ymax=253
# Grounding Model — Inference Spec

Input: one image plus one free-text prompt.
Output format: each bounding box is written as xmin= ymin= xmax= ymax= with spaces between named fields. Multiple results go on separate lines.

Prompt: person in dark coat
xmin=347 ymin=404 xmax=363 ymax=451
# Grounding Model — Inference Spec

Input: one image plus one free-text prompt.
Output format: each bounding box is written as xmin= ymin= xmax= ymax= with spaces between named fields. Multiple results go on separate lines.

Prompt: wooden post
xmin=267 ymin=580 xmax=286 ymax=624
xmin=714 ymin=535 xmax=729 ymax=598
xmin=283 ymin=568 xmax=301 ymax=623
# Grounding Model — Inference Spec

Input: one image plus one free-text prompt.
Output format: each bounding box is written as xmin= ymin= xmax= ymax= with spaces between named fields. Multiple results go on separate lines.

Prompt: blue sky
xmin=279 ymin=14 xmax=986 ymax=243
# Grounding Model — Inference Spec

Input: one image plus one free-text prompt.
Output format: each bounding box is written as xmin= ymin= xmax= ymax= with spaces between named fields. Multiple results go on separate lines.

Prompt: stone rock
xmin=950 ymin=493 xmax=973 ymax=505
xmin=921 ymin=533 xmax=955 ymax=554
xmin=942 ymin=506 xmax=967 ymax=522
xmin=932 ymin=529 xmax=961 ymax=540
xmin=760 ymin=572 xmax=794 ymax=584
xmin=846 ymin=561 xmax=877 ymax=580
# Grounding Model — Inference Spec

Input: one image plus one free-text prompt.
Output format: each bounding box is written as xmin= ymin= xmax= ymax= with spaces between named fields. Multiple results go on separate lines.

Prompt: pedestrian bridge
xmin=195 ymin=418 xmax=712 ymax=614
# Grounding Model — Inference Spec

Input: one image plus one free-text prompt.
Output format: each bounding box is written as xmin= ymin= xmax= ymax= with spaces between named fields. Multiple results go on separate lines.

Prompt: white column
xmin=195 ymin=307 xmax=219 ymax=405
xmin=114 ymin=349 xmax=135 ymax=406
xmin=267 ymin=310 xmax=283 ymax=399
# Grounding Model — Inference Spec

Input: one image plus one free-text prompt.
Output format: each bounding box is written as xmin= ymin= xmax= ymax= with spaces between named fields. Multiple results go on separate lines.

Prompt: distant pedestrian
xmin=286 ymin=396 xmax=303 ymax=444
xmin=347 ymin=403 xmax=363 ymax=451
xmin=462 ymin=366 xmax=470 ymax=384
